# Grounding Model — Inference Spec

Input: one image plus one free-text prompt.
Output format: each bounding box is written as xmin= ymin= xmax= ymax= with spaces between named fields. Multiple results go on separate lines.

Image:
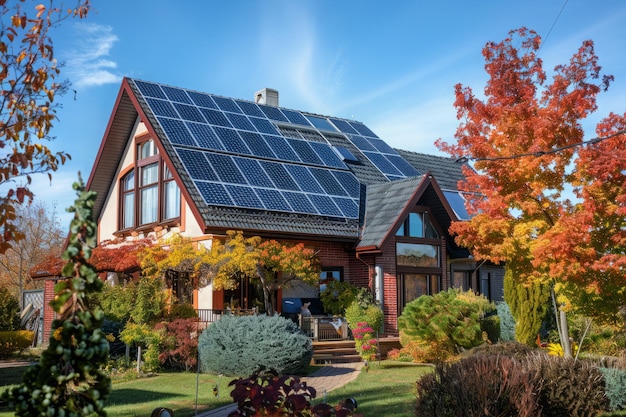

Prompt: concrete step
xmin=312 ymin=340 xmax=361 ymax=364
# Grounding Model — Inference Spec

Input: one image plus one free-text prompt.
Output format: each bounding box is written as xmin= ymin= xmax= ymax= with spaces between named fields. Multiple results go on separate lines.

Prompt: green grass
xmin=320 ymin=361 xmax=431 ymax=417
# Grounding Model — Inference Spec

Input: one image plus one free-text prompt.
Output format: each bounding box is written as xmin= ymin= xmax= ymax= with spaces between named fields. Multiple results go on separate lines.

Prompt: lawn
xmin=0 ymin=361 xmax=429 ymax=417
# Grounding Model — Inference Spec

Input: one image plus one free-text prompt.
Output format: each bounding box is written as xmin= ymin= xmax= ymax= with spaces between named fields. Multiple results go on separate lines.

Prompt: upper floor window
xmin=119 ymin=138 xmax=180 ymax=231
xmin=396 ymin=212 xmax=439 ymax=238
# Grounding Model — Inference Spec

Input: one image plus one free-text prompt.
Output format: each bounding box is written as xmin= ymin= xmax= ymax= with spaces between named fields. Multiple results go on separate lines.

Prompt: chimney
xmin=254 ymin=88 xmax=279 ymax=107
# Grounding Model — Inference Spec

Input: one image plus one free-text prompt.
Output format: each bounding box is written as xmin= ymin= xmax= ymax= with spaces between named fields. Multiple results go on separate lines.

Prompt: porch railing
xmin=195 ymin=308 xmax=256 ymax=323
xmin=299 ymin=316 xmax=349 ymax=341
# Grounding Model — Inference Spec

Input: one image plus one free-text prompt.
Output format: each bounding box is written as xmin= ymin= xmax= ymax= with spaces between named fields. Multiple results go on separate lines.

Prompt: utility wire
xmin=539 ymin=0 xmax=569 ymax=52
xmin=459 ymin=129 xmax=626 ymax=162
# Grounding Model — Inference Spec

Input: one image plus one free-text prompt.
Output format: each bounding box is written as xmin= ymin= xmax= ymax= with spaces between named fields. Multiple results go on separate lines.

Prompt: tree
xmin=1 ymin=177 xmax=111 ymax=417
xmin=0 ymin=0 xmax=90 ymax=254
xmin=139 ymin=231 xmax=321 ymax=315
xmin=0 ymin=201 xmax=65 ymax=300
xmin=436 ymin=28 xmax=625 ymax=355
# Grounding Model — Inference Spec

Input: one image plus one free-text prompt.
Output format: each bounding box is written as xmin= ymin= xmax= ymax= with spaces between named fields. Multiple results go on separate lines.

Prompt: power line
xmin=457 ymin=129 xmax=626 ymax=163
xmin=539 ymin=0 xmax=569 ymax=52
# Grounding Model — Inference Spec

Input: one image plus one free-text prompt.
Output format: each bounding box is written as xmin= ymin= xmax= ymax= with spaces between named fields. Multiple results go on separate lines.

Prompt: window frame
xmin=118 ymin=137 xmax=181 ymax=232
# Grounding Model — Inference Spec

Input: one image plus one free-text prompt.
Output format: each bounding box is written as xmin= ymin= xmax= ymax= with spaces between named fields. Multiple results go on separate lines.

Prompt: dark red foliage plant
xmin=156 ymin=318 xmax=199 ymax=371
xmin=227 ymin=368 xmax=361 ymax=417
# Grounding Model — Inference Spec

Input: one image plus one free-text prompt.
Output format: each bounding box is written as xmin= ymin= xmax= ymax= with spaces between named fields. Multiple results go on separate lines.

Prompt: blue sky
xmin=19 ymin=0 xmax=626 ymax=229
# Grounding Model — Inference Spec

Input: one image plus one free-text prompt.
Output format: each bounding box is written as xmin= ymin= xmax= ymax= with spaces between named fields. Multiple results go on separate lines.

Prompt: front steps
xmin=312 ymin=340 xmax=362 ymax=365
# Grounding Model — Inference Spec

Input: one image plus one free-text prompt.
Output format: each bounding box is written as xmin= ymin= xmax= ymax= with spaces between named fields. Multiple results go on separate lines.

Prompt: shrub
xmin=399 ymin=288 xmax=495 ymax=360
xmin=228 ymin=369 xmax=361 ymax=417
xmin=496 ymin=301 xmax=516 ymax=342
xmin=600 ymin=367 xmax=626 ymax=411
xmin=199 ymin=315 xmax=312 ymax=377
xmin=320 ymin=280 xmax=358 ymax=316
xmin=156 ymin=318 xmax=198 ymax=371
xmin=481 ymin=314 xmax=501 ymax=344
xmin=168 ymin=303 xmax=198 ymax=320
xmin=467 ymin=341 xmax=536 ymax=360
xmin=344 ymin=289 xmax=384 ymax=334
xmin=119 ymin=322 xmax=164 ymax=372
xmin=415 ymin=354 xmax=541 ymax=417
xmin=530 ymin=356 xmax=609 ymax=416
xmin=0 ymin=287 xmax=20 ymax=331
xmin=0 ymin=330 xmax=34 ymax=358
xmin=396 ymin=338 xmax=455 ymax=363
xmin=352 ymin=322 xmax=377 ymax=361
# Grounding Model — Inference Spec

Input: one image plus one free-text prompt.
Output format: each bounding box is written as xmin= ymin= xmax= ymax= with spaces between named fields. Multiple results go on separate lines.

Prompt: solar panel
xmin=285 ymin=165 xmax=324 ymax=194
xmin=332 ymin=171 xmax=361 ymax=198
xmin=333 ymin=197 xmax=359 ymax=218
xmin=204 ymin=153 xmax=247 ymax=184
xmin=175 ymin=148 xmax=219 ymax=181
xmin=310 ymin=168 xmax=348 ymax=196
xmin=386 ymin=154 xmax=421 ymax=177
xmin=233 ymin=157 xmax=274 ymax=188
xmin=309 ymin=141 xmax=347 ymax=169
xmin=239 ymin=131 xmax=276 ymax=159
xmin=187 ymin=91 xmax=218 ymax=109
xmin=235 ymin=100 xmax=265 ymax=118
xmin=281 ymin=109 xmax=311 ymax=126
xmin=261 ymin=161 xmax=299 ymax=191
xmin=328 ymin=118 xmax=359 ymax=135
xmin=196 ymin=182 xmax=233 ymax=206
xmin=333 ymin=146 xmax=360 ymax=163
xmin=443 ymin=190 xmax=470 ymax=220
xmin=368 ymin=138 xmax=396 ymax=154
xmin=308 ymin=194 xmax=342 ymax=216
xmin=348 ymin=135 xmax=377 ymax=151
xmin=349 ymin=121 xmax=378 ymax=138
xmin=259 ymin=104 xmax=289 ymax=122
xmin=186 ymin=122 xmax=224 ymax=151
xmin=283 ymin=191 xmax=316 ymax=214
xmin=213 ymin=127 xmax=251 ymax=155
xmin=263 ymin=135 xmax=300 ymax=162
xmin=162 ymin=85 xmax=192 ymax=104
xmin=212 ymin=96 xmax=243 ymax=114
xmin=249 ymin=117 xmax=279 ymax=135
xmin=133 ymin=79 xmax=371 ymax=220
xmin=226 ymin=112 xmax=256 ymax=131
xmin=158 ymin=117 xmax=197 ymax=147
xmin=146 ymin=98 xmax=178 ymax=118
xmin=225 ymin=184 xmax=264 ymax=209
xmin=173 ymin=103 xmax=205 ymax=123
xmin=256 ymin=188 xmax=292 ymax=211
xmin=135 ymin=80 xmax=167 ymax=99
xmin=306 ymin=115 xmax=337 ymax=132
xmin=200 ymin=108 xmax=232 ymax=127
xmin=287 ymin=139 xmax=324 ymax=165
xmin=363 ymin=152 xmax=403 ymax=177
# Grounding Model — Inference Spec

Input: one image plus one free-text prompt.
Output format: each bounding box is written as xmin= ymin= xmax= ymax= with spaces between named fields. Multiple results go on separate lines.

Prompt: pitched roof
xmin=87 ymin=78 xmax=468 ymax=245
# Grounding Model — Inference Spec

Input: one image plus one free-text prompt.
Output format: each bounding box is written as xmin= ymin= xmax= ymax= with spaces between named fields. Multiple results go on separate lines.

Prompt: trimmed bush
xmin=199 ymin=314 xmax=312 ymax=377
xmin=156 ymin=318 xmax=198 ymax=371
xmin=0 ymin=330 xmax=34 ymax=358
xmin=600 ymin=367 xmax=626 ymax=411
xmin=467 ymin=341 xmax=536 ymax=360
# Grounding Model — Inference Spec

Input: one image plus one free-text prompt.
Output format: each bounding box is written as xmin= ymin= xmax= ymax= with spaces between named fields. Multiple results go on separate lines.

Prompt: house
xmin=35 ymin=78 xmax=503 ymax=343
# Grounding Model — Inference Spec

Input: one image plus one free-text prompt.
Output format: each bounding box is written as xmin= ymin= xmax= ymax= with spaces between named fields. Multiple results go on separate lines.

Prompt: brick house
xmin=35 ymin=78 xmax=503 ymax=343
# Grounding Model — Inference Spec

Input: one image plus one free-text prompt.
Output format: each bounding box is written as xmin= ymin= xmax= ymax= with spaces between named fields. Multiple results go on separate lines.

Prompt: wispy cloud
xmin=65 ymin=23 xmax=122 ymax=88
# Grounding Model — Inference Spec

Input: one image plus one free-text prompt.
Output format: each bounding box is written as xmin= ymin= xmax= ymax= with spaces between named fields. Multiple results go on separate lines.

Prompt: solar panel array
xmin=132 ymin=80 xmax=362 ymax=219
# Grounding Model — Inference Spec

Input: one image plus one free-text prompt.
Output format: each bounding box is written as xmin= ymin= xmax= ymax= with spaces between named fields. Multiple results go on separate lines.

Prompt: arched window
xmin=119 ymin=138 xmax=180 ymax=230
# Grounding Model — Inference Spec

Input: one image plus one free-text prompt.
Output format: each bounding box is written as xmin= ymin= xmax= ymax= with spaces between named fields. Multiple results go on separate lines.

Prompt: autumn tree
xmin=0 ymin=0 xmax=90 ymax=253
xmin=0 ymin=201 xmax=65 ymax=301
xmin=436 ymin=28 xmax=625 ymax=355
xmin=140 ymin=231 xmax=321 ymax=315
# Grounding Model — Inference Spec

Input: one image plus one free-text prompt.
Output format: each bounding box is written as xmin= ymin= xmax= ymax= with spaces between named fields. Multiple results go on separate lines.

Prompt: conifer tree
xmin=1 ymin=177 xmax=111 ymax=417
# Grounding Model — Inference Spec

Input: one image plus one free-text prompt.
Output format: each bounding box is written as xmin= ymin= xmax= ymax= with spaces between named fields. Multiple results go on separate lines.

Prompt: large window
xmin=396 ymin=209 xmax=444 ymax=313
xmin=119 ymin=138 xmax=181 ymax=230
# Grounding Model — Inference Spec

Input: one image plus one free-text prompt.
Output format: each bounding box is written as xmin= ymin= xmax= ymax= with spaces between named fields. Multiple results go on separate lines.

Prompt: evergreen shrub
xmin=0 ymin=287 xmax=20 ymax=331
xmin=600 ymin=367 xmax=626 ymax=411
xmin=199 ymin=314 xmax=312 ymax=377
xmin=496 ymin=301 xmax=516 ymax=342
xmin=344 ymin=289 xmax=384 ymax=333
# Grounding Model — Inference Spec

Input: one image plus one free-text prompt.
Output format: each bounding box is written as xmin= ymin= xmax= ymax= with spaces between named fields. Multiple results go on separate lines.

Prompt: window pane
xmin=164 ymin=181 xmax=180 ymax=219
xmin=425 ymin=216 xmax=439 ymax=238
xmin=404 ymin=274 xmax=428 ymax=304
xmin=396 ymin=222 xmax=405 ymax=236
xmin=123 ymin=193 xmax=134 ymax=228
xmin=408 ymin=212 xmax=423 ymax=237
xmin=396 ymin=243 xmax=439 ymax=267
xmin=141 ymin=163 xmax=158 ymax=185
xmin=319 ymin=270 xmax=341 ymax=293
xmin=123 ymin=171 xmax=135 ymax=191
xmin=140 ymin=139 xmax=158 ymax=159
xmin=141 ymin=185 xmax=158 ymax=224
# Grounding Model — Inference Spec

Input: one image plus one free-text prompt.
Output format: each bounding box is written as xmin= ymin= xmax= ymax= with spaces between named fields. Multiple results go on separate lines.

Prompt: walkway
xmin=199 ymin=362 xmax=363 ymax=417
